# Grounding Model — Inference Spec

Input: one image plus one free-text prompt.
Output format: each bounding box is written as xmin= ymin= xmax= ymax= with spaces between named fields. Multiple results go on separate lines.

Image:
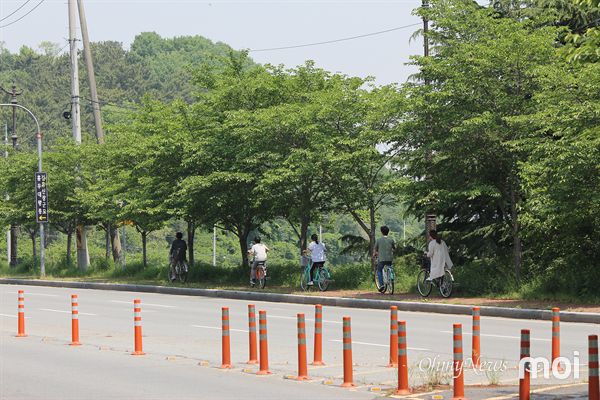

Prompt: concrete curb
xmin=1 ymin=278 xmax=598 ymax=324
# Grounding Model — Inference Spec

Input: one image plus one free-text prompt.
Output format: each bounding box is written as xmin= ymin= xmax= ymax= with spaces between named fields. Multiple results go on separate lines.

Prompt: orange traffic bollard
xmin=132 ymin=299 xmax=145 ymax=355
xmin=221 ymin=307 xmax=232 ymax=369
xmin=551 ymin=307 xmax=563 ymax=372
xmin=396 ymin=320 xmax=410 ymax=395
xmin=388 ymin=306 xmax=398 ymax=367
xmin=519 ymin=329 xmax=530 ymax=400
xmin=452 ymin=324 xmax=467 ymax=400
xmin=472 ymin=307 xmax=480 ymax=368
xmin=341 ymin=316 xmax=355 ymax=388
xmin=16 ymin=290 xmax=27 ymax=338
xmin=247 ymin=304 xmax=258 ymax=364
xmin=257 ymin=310 xmax=271 ymax=375
xmin=312 ymin=304 xmax=325 ymax=366
xmin=294 ymin=313 xmax=309 ymax=380
xmin=70 ymin=294 xmax=81 ymax=346
xmin=590 ymin=335 xmax=599 ymax=400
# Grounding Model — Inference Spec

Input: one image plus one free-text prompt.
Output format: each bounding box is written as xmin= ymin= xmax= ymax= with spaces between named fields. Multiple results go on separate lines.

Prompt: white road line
xmin=6 ymin=291 xmax=58 ymax=297
xmin=110 ymin=300 xmax=175 ymax=308
xmin=329 ymin=339 xmax=429 ymax=351
xmin=269 ymin=315 xmax=341 ymax=324
xmin=39 ymin=308 xmax=96 ymax=316
xmin=440 ymin=330 xmax=552 ymax=342
xmin=0 ymin=313 xmax=27 ymax=319
xmin=191 ymin=325 xmax=248 ymax=333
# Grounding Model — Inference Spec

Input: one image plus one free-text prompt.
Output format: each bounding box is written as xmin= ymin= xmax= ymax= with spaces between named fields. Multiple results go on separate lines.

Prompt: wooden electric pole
xmin=77 ymin=0 xmax=104 ymax=144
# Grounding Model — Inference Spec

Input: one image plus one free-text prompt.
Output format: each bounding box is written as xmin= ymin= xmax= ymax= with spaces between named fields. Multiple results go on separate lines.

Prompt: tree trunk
xmin=510 ymin=184 xmax=522 ymax=283
xmin=76 ymin=225 xmax=90 ymax=272
xmin=141 ymin=231 xmax=148 ymax=269
xmin=369 ymin=206 xmax=377 ymax=274
xmin=300 ymin=216 xmax=310 ymax=253
xmin=104 ymin=224 xmax=111 ymax=261
xmin=237 ymin=225 xmax=250 ymax=267
xmin=110 ymin=226 xmax=122 ymax=264
xmin=187 ymin=220 xmax=195 ymax=268
xmin=66 ymin=231 xmax=73 ymax=265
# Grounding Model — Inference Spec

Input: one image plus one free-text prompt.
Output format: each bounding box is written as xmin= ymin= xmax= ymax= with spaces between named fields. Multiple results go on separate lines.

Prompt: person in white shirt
xmin=248 ymin=236 xmax=269 ymax=285
xmin=306 ymin=234 xmax=326 ymax=286
xmin=426 ymin=230 xmax=453 ymax=281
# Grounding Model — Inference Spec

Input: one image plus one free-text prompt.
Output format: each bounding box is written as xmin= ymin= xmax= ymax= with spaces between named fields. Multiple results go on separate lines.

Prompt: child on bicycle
xmin=248 ymin=236 xmax=269 ymax=286
xmin=374 ymin=225 xmax=396 ymax=289
xmin=305 ymin=233 xmax=326 ymax=286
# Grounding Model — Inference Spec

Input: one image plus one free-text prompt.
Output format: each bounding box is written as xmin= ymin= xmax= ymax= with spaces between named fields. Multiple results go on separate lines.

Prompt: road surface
xmin=0 ymin=284 xmax=595 ymax=399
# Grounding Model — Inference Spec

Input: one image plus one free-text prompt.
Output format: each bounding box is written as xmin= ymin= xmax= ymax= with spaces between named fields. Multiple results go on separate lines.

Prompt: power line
xmin=248 ymin=22 xmax=421 ymax=52
xmin=0 ymin=0 xmax=33 ymax=23
xmin=0 ymin=0 xmax=46 ymax=29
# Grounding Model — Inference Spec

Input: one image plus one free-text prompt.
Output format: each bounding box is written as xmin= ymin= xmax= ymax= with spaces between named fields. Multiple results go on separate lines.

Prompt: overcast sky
xmin=0 ymin=0 xmax=424 ymax=85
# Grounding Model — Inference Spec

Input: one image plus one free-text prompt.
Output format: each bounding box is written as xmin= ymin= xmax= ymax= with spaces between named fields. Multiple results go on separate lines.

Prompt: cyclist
xmin=374 ymin=225 xmax=396 ymax=290
xmin=247 ymin=236 xmax=269 ymax=286
xmin=169 ymin=232 xmax=188 ymax=281
xmin=426 ymin=230 xmax=453 ymax=281
xmin=305 ymin=233 xmax=326 ymax=286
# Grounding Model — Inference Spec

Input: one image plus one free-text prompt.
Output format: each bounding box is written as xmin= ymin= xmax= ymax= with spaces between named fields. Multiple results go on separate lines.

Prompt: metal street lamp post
xmin=0 ymin=103 xmax=46 ymax=276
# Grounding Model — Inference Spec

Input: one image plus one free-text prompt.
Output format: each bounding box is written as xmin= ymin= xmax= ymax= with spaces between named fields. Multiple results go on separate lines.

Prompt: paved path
xmin=0 ymin=284 xmax=595 ymax=399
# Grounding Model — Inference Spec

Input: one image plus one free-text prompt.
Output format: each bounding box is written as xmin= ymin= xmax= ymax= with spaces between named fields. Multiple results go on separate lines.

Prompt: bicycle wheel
xmin=300 ymin=269 xmax=310 ymax=291
xmin=417 ymin=269 xmax=432 ymax=297
xmin=385 ymin=268 xmax=394 ymax=295
xmin=317 ymin=268 xmax=330 ymax=292
xmin=256 ymin=268 xmax=266 ymax=289
xmin=178 ymin=262 xmax=188 ymax=283
xmin=439 ymin=270 xmax=453 ymax=298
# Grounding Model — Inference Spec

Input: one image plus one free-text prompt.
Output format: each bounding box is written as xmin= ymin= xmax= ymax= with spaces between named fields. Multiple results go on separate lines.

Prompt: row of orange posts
xmin=12 ymin=290 xmax=600 ymax=399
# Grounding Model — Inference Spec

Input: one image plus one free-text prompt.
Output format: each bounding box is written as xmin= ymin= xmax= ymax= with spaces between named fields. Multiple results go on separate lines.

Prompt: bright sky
xmin=0 ymin=0 xmax=424 ymax=85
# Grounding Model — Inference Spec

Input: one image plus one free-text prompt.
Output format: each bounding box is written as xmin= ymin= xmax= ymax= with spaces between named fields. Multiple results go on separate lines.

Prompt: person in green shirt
xmin=374 ymin=225 xmax=396 ymax=290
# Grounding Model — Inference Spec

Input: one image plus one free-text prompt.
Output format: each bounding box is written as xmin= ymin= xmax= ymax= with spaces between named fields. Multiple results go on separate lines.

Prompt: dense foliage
xmin=0 ymin=0 xmax=598 ymax=299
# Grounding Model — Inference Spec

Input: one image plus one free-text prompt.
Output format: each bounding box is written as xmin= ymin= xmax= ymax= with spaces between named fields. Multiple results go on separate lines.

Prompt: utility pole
xmin=69 ymin=0 xmax=82 ymax=144
xmin=1 ymin=85 xmax=23 ymax=267
xmin=422 ymin=0 xmax=437 ymax=243
xmin=0 ymin=103 xmax=46 ymax=276
xmin=423 ymin=0 xmax=429 ymax=58
xmin=212 ymin=225 xmax=217 ymax=267
xmin=4 ymin=124 xmax=9 ymax=264
xmin=77 ymin=0 xmax=104 ymax=144
xmin=69 ymin=0 xmax=89 ymax=271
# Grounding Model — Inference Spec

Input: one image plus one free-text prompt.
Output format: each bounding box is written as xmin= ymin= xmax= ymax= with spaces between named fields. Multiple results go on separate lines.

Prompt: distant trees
xmin=0 ymin=3 xmax=597 ymax=296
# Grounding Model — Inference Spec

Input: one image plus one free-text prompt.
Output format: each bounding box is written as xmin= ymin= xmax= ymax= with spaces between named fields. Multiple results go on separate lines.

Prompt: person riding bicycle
xmin=374 ymin=225 xmax=396 ymax=289
xmin=247 ymin=236 xmax=269 ymax=286
xmin=305 ymin=233 xmax=326 ymax=286
xmin=426 ymin=230 xmax=453 ymax=282
xmin=169 ymin=232 xmax=188 ymax=282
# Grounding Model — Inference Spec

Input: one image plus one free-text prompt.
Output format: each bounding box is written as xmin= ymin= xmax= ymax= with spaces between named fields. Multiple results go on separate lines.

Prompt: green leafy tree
xmin=400 ymin=0 xmax=558 ymax=281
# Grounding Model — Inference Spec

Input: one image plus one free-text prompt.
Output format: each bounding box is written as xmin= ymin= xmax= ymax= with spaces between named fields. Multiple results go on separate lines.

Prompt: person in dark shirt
xmin=169 ymin=232 xmax=187 ymax=281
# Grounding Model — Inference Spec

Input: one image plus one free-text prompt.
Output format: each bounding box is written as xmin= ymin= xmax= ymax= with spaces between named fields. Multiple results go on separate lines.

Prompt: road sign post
xmin=35 ymin=172 xmax=48 ymax=223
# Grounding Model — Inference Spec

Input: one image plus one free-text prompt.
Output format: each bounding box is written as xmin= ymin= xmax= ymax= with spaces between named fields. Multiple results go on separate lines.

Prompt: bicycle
xmin=375 ymin=262 xmax=395 ymax=295
xmin=300 ymin=257 xmax=332 ymax=292
xmin=251 ymin=260 xmax=268 ymax=289
xmin=416 ymin=258 xmax=454 ymax=298
xmin=169 ymin=250 xmax=188 ymax=283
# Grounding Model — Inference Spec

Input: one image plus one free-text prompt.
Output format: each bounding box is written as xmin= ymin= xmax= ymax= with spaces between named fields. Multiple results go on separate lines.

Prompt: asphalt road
xmin=0 ymin=284 xmax=596 ymax=399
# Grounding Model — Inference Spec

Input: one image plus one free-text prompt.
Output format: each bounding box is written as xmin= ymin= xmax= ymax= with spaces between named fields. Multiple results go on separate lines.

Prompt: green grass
xmin=1 ymin=256 xmax=598 ymax=305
